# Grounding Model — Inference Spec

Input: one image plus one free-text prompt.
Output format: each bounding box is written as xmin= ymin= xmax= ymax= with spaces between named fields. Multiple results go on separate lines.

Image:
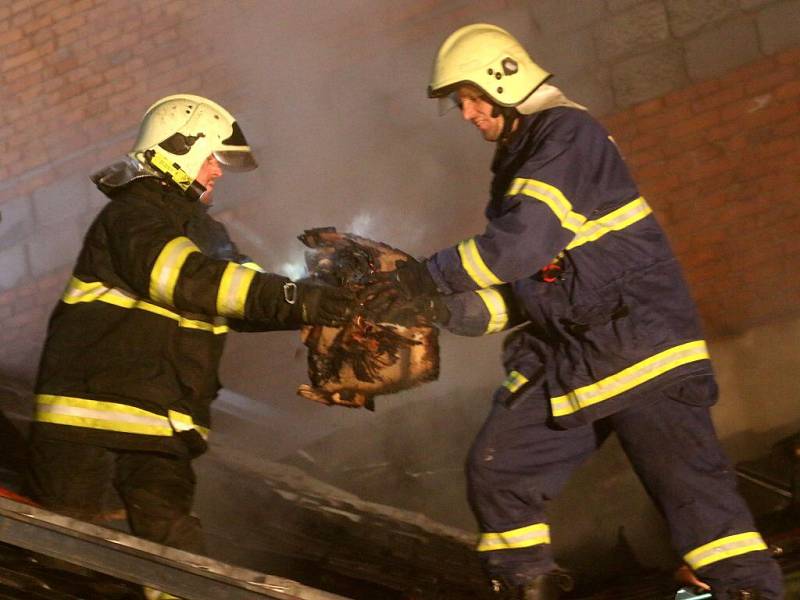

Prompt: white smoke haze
xmin=202 ymin=0 xmax=514 ymax=538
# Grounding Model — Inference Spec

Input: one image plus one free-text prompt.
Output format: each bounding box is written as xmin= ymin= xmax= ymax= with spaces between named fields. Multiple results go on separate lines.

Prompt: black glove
xmin=386 ymin=258 xmax=439 ymax=299
xmin=286 ymin=281 xmax=355 ymax=326
xmin=359 ymin=282 xmax=449 ymax=327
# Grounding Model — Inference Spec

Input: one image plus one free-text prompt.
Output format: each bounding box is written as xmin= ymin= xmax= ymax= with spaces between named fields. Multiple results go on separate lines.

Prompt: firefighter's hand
xmin=369 ymin=258 xmax=439 ymax=299
xmin=289 ymin=282 xmax=356 ymax=326
xmin=395 ymin=258 xmax=439 ymax=298
xmin=359 ymin=282 xmax=449 ymax=326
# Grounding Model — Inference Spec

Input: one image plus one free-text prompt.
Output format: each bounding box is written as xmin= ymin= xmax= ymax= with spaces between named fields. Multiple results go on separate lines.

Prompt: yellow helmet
xmin=130 ymin=94 xmax=256 ymax=198
xmin=427 ymin=24 xmax=550 ymax=108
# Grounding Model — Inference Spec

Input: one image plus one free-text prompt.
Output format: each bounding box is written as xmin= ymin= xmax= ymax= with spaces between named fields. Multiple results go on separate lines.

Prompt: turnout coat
xmin=33 ymin=177 xmax=298 ymax=456
xmin=429 ymin=107 xmax=716 ymax=428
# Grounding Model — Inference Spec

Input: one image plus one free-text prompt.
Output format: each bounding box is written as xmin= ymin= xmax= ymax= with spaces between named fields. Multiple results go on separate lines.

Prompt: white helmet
xmin=428 ymin=24 xmax=550 ymax=108
xmin=130 ymin=94 xmax=256 ymax=199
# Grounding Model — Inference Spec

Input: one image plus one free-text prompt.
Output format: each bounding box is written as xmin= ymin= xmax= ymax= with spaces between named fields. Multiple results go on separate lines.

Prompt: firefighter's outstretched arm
xmin=426 ymin=111 xmax=628 ymax=294
xmin=98 ymin=198 xmax=354 ymax=328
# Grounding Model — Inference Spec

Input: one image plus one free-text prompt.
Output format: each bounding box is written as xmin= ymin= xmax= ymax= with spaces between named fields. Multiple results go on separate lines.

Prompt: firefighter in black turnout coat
xmin=28 ymin=95 xmax=355 ymax=566
xmin=367 ymin=25 xmax=783 ymax=600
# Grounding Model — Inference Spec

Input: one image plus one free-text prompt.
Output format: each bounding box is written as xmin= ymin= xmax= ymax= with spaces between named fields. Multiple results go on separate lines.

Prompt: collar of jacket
xmin=109 ymin=177 xmax=206 ymax=219
xmin=491 ymin=112 xmax=541 ymax=174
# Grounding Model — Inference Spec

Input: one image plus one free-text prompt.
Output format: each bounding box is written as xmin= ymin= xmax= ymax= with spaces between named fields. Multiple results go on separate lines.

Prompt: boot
xmin=517 ymin=571 xmax=574 ymax=600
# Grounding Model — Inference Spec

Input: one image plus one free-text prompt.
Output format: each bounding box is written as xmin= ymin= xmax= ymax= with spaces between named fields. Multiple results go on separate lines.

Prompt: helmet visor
xmin=214 ymin=149 xmax=257 ymax=171
xmin=437 ymin=92 xmax=462 ymax=116
xmin=215 ymin=121 xmax=258 ymax=171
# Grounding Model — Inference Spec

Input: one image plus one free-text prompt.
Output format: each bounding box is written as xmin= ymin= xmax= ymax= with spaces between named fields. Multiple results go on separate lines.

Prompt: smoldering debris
xmin=296 ymin=228 xmax=439 ymax=410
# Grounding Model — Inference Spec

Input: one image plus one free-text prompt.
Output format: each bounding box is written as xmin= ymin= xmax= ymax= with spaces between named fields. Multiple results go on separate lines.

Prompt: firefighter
xmin=27 ymin=95 xmax=354 ymax=594
xmin=366 ymin=24 xmax=783 ymax=600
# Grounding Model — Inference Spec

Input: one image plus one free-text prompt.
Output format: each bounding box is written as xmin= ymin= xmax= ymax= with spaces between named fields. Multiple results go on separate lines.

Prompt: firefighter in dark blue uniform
xmin=368 ymin=24 xmax=783 ymax=600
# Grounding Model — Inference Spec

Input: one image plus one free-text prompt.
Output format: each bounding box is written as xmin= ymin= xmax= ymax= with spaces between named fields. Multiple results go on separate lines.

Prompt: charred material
xmin=296 ymin=228 xmax=439 ymax=410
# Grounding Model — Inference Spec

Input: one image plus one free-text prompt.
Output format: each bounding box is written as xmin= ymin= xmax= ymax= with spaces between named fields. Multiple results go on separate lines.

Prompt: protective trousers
xmin=27 ymin=436 xmax=205 ymax=555
xmin=466 ymin=382 xmax=784 ymax=599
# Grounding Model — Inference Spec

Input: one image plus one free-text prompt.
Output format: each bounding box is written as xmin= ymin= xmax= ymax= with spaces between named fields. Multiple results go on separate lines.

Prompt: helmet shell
xmin=428 ymin=24 xmax=550 ymax=107
xmin=130 ymin=94 xmax=256 ymax=191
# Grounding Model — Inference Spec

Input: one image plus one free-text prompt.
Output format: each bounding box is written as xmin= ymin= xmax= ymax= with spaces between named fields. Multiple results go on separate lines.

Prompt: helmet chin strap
xmin=491 ymin=104 xmax=520 ymax=146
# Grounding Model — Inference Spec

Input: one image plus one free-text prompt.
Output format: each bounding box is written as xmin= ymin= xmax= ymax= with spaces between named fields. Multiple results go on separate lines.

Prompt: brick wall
xmin=604 ymin=46 xmax=800 ymax=336
xmin=0 ymin=0 xmax=798 ymax=382
xmin=0 ymin=0 xmax=235 ymax=378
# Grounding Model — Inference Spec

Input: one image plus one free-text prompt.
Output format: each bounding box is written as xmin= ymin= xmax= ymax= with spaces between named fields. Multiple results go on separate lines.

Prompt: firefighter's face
xmin=196 ymin=154 xmax=223 ymax=204
xmin=456 ymin=85 xmax=505 ymax=142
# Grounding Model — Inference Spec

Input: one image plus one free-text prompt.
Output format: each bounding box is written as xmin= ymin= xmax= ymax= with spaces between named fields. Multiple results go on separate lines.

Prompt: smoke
xmin=201 ymin=1 xmax=508 ymax=537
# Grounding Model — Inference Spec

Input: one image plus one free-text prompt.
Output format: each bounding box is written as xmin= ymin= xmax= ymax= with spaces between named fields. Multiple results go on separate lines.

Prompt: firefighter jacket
xmin=33 ymin=177 xmax=302 ymax=456
xmin=430 ymin=107 xmax=716 ymax=428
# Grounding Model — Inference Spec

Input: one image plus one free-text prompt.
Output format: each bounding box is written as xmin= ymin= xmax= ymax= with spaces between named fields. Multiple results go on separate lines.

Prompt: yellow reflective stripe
xmin=63 ymin=277 xmax=228 ymax=334
xmin=458 ymin=238 xmax=503 ymax=288
xmin=149 ymin=151 xmax=193 ymax=190
xmin=35 ymin=394 xmax=173 ymax=436
xmin=240 ymin=261 xmax=265 ymax=272
xmin=476 ymin=288 xmax=509 ymax=333
xmin=477 ymin=523 xmax=550 ymax=552
xmin=502 ymin=370 xmax=529 ymax=394
xmin=168 ymin=410 xmax=210 ymax=440
xmin=551 ymin=341 xmax=710 ymax=417
xmin=216 ymin=262 xmax=256 ymax=318
xmin=567 ymin=197 xmax=652 ymax=250
xmin=684 ymin=532 xmax=768 ymax=570
xmin=507 ymin=178 xmax=586 ymax=233
xmin=149 ymin=237 xmax=200 ymax=306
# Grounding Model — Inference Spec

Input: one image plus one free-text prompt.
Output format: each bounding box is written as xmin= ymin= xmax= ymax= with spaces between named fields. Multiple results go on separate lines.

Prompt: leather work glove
xmin=359 ymin=282 xmax=449 ymax=327
xmin=286 ymin=281 xmax=355 ymax=326
xmin=382 ymin=258 xmax=439 ymax=299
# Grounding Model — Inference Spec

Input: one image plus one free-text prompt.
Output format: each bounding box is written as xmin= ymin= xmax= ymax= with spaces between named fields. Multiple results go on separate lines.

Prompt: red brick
xmin=668 ymin=110 xmax=722 ymax=140
xmin=775 ymin=80 xmax=800 ymax=101
xmin=636 ymin=104 xmax=694 ymax=134
xmin=2 ymin=47 xmax=39 ymax=71
xmin=690 ymin=85 xmax=745 ymax=114
xmin=775 ymin=46 xmax=800 ymax=66
xmin=744 ymin=65 xmax=797 ymax=96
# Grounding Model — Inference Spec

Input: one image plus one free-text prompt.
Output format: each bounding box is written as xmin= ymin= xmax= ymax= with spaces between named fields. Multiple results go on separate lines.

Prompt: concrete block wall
xmin=0 ymin=0 xmax=235 ymax=379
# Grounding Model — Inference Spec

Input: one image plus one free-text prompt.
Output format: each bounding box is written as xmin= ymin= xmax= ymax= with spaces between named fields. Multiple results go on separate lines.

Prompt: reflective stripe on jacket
xmin=433 ymin=108 xmax=715 ymax=426
xmin=33 ymin=178 xmax=299 ymax=454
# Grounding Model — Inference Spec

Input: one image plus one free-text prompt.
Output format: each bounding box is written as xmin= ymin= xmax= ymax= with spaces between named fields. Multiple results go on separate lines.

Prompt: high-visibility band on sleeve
xmin=477 ymin=523 xmax=550 ymax=552
xmin=35 ymin=395 xmax=173 ymax=436
xmin=507 ymin=178 xmax=587 ymax=233
xmin=62 ymin=277 xmax=228 ymax=334
xmin=550 ymin=341 xmax=710 ymax=417
xmin=457 ymin=238 xmax=504 ymax=288
xmin=149 ymin=236 xmax=200 ymax=306
xmin=684 ymin=532 xmax=768 ymax=570
xmin=567 ymin=196 xmax=652 ymax=250
xmin=216 ymin=262 xmax=257 ymax=319
xmin=502 ymin=370 xmax=529 ymax=394
xmin=476 ymin=288 xmax=509 ymax=334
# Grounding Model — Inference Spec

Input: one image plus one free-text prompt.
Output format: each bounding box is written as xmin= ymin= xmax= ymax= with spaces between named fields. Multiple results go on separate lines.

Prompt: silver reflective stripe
xmin=35 ymin=395 xmax=173 ymax=436
xmin=458 ymin=238 xmax=503 ymax=288
xmin=567 ymin=196 xmax=652 ymax=250
xmin=149 ymin=237 xmax=200 ymax=306
xmin=502 ymin=370 xmax=529 ymax=394
xmin=551 ymin=341 xmax=710 ymax=417
xmin=216 ymin=262 xmax=256 ymax=319
xmin=477 ymin=523 xmax=550 ymax=552
xmin=62 ymin=277 xmax=229 ymax=334
xmin=684 ymin=532 xmax=768 ymax=570
xmin=168 ymin=410 xmax=210 ymax=440
xmin=507 ymin=178 xmax=586 ymax=233
xmin=476 ymin=288 xmax=509 ymax=333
